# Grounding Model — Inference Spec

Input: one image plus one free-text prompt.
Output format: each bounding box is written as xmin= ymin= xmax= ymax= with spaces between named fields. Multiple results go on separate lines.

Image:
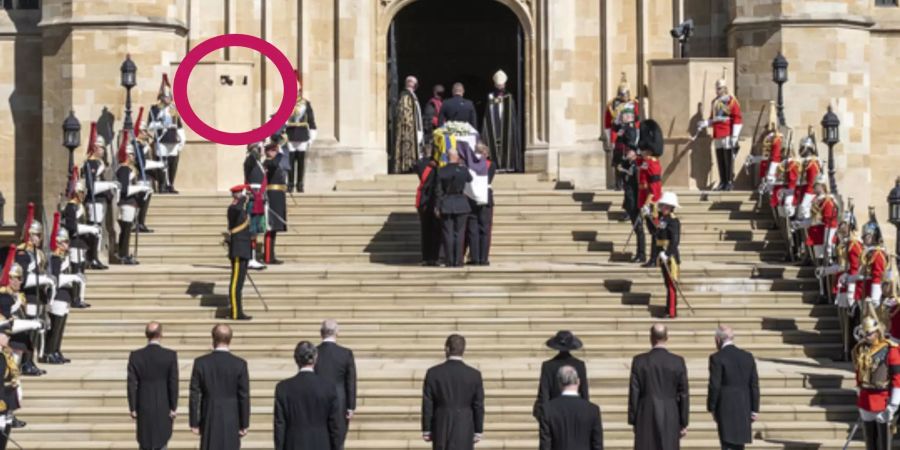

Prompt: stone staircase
xmin=13 ymin=174 xmax=864 ymax=449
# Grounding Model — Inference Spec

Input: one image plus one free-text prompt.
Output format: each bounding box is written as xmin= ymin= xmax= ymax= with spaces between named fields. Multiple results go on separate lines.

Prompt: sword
xmin=244 ymin=272 xmax=269 ymax=312
xmin=658 ymin=257 xmax=696 ymax=315
xmin=842 ymin=418 xmax=861 ymax=450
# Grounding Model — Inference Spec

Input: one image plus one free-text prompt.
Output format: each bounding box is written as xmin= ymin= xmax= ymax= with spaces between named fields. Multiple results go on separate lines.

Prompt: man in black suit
xmin=127 ymin=321 xmax=179 ymax=450
xmin=436 ymin=149 xmax=473 ymax=267
xmin=315 ymin=319 xmax=357 ymax=450
xmin=275 ymin=341 xmax=341 ymax=450
xmin=189 ymin=324 xmax=251 ymax=450
xmin=422 ymin=334 xmax=485 ymax=450
xmin=539 ymin=365 xmax=603 ymax=450
xmin=533 ymin=331 xmax=590 ymax=420
xmin=707 ymin=325 xmax=760 ymax=450
xmin=628 ymin=324 xmax=689 ymax=450
xmin=438 ymin=83 xmax=478 ymax=128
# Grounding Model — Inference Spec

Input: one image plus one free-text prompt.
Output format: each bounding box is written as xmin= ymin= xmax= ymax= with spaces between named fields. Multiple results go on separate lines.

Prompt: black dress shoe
xmin=641 ymin=259 xmax=657 ymax=268
xmin=89 ymin=260 xmax=108 ymax=270
xmin=56 ymin=353 xmax=71 ymax=364
xmin=20 ymin=361 xmax=44 ymax=376
xmin=119 ymin=256 xmax=139 ymax=265
xmin=10 ymin=417 xmax=26 ymax=428
xmin=235 ymin=314 xmax=253 ymax=321
xmin=632 ymin=255 xmax=647 ymax=263
xmin=465 ymin=260 xmax=478 ymax=266
xmin=268 ymin=258 xmax=284 ymax=265
xmin=136 ymin=224 xmax=154 ymax=233
xmin=72 ymin=302 xmax=91 ymax=309
xmin=723 ymin=182 xmax=734 ymax=191
xmin=169 ymin=188 xmax=179 ymax=194
xmin=39 ymin=354 xmax=64 ymax=365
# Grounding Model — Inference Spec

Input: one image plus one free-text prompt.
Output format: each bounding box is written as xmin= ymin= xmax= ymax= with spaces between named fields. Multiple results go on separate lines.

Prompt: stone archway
xmin=374 ymin=0 xmax=542 ymax=163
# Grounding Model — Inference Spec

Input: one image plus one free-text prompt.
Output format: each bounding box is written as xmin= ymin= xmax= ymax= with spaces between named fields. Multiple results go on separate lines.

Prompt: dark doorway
xmin=387 ymin=0 xmax=524 ymax=171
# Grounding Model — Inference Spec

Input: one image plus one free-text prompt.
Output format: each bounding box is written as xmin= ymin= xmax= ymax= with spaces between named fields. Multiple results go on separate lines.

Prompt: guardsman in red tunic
xmin=861 ymin=210 xmax=888 ymax=307
xmin=793 ymin=176 xmax=838 ymax=301
xmin=637 ymin=120 xmax=664 ymax=268
xmin=698 ymin=71 xmax=743 ymax=191
xmin=604 ymin=73 xmax=641 ymax=191
xmin=746 ymin=102 xmax=781 ymax=194
xmin=796 ymin=136 xmax=821 ymax=221
xmin=820 ymin=207 xmax=864 ymax=359
xmin=852 ymin=310 xmax=900 ymax=450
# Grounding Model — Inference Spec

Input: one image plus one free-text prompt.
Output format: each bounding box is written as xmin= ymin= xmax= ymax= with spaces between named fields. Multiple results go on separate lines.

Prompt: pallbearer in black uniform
xmin=284 ymin=72 xmax=317 ymax=192
xmin=264 ymin=141 xmax=288 ymax=265
xmin=533 ymin=331 xmax=590 ymax=421
xmin=628 ymin=324 xmax=689 ymax=450
xmin=43 ymin=214 xmax=73 ymax=365
xmin=115 ymin=138 xmax=152 ymax=265
xmin=415 ymin=156 xmax=440 ymax=266
xmin=421 ymin=334 xmax=485 ymax=449
xmin=647 ymin=192 xmax=682 ymax=318
xmin=243 ymin=143 xmax=267 ymax=270
xmin=189 ymin=324 xmax=251 ymax=450
xmin=226 ymin=185 xmax=252 ymax=321
xmin=482 ymin=70 xmax=522 ymax=172
xmin=147 ymin=74 xmax=185 ymax=193
xmin=436 ymin=149 xmax=472 ymax=267
xmin=465 ymin=143 xmax=496 ymax=266
xmin=127 ymin=322 xmax=178 ymax=450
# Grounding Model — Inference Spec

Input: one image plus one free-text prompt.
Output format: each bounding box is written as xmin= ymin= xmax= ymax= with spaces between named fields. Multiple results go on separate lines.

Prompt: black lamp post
xmin=772 ymin=52 xmax=789 ymax=127
xmin=821 ymin=105 xmax=840 ymax=195
xmin=120 ymin=54 xmax=137 ymax=141
xmin=888 ymin=178 xmax=900 ymax=267
xmin=62 ymin=110 xmax=81 ymax=166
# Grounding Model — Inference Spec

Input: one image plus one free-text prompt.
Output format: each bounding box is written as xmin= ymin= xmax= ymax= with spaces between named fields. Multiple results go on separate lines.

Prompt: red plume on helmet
xmin=86 ymin=122 xmax=98 ymax=156
xmin=118 ymin=129 xmax=129 ymax=164
xmin=0 ymin=245 xmax=16 ymax=287
xmin=20 ymin=202 xmax=34 ymax=242
xmin=134 ymin=106 xmax=145 ymax=136
xmin=50 ymin=211 xmax=61 ymax=252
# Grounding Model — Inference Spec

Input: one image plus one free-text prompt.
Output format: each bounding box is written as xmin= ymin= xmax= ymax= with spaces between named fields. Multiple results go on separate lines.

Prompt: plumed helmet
xmin=799 ymin=129 xmax=817 ymax=156
xmin=814 ymin=174 xmax=829 ymax=190
xmin=638 ymin=119 xmax=664 ymax=157
xmin=50 ymin=211 xmax=61 ymax=252
xmin=158 ymin=74 xmax=173 ymax=101
xmin=56 ymin=228 xmax=69 ymax=244
xmin=715 ymin=67 xmax=728 ymax=91
xmin=658 ymin=192 xmax=680 ymax=209
xmin=6 ymin=263 xmax=22 ymax=281
xmin=862 ymin=206 xmax=883 ymax=244
xmin=0 ymin=245 xmax=16 ymax=287
xmin=617 ymin=72 xmax=630 ymax=97
xmin=841 ymin=198 xmax=858 ymax=232
xmin=860 ymin=305 xmax=885 ymax=336
xmin=29 ymin=220 xmax=43 ymax=238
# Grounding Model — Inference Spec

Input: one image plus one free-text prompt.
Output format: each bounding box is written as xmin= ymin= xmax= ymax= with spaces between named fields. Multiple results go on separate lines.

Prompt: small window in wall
xmin=2 ymin=0 xmax=39 ymax=9
xmin=876 ymin=0 xmax=898 ymax=6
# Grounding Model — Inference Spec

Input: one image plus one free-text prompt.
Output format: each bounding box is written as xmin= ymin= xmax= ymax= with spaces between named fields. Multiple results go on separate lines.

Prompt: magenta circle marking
xmin=173 ymin=34 xmax=298 ymax=146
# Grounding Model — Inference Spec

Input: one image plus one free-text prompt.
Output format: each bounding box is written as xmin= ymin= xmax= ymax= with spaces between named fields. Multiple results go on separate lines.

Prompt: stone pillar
xmin=39 ymin=0 xmax=186 ymax=213
xmin=0 ymin=10 xmax=41 ymax=223
xmin=647 ymin=58 xmax=742 ymax=189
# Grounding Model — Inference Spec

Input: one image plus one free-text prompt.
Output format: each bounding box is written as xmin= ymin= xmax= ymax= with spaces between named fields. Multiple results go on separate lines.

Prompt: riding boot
xmin=714 ymin=148 xmax=726 ymax=190
xmin=55 ymin=314 xmax=70 ymax=363
xmin=168 ymin=155 xmax=180 ymax=193
xmin=137 ymin=196 xmax=153 ymax=233
xmin=117 ymin=220 xmax=136 ymax=265
xmin=724 ymin=147 xmax=736 ymax=191
xmin=39 ymin=315 xmax=62 ymax=364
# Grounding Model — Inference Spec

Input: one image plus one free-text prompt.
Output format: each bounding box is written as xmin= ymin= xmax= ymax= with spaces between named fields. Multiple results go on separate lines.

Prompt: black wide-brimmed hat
xmin=546 ymin=330 xmax=583 ymax=351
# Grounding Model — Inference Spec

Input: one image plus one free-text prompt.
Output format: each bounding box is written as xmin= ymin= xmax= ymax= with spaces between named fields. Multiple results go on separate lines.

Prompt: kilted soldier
xmin=147 ymin=74 xmax=185 ymax=193
xmin=852 ymin=309 xmax=900 ymax=450
xmin=861 ymin=211 xmax=888 ymax=306
xmin=647 ymin=192 xmax=682 ymax=319
xmin=115 ymin=137 xmax=152 ymax=265
xmin=604 ymin=73 xmax=641 ymax=190
xmin=263 ymin=140 xmax=288 ymax=265
xmin=615 ymin=127 xmax=645 ymax=263
xmin=698 ymin=70 xmax=743 ymax=191
xmin=638 ymin=120 xmax=663 ymax=268
xmin=226 ymin=185 xmax=252 ymax=321
xmin=243 ymin=143 xmax=267 ymax=270
xmin=42 ymin=214 xmax=72 ymax=365
xmin=284 ymin=71 xmax=317 ymax=193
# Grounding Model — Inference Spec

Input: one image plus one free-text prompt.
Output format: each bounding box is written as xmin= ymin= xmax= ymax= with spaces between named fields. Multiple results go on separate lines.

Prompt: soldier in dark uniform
xmin=285 ymin=72 xmax=317 ymax=193
xmin=147 ymin=74 xmax=185 ymax=193
xmin=81 ymin=122 xmax=117 ymax=265
xmin=115 ymin=138 xmax=152 ymax=265
xmin=244 ymin=143 xmax=268 ymax=270
xmin=63 ymin=177 xmax=106 ymax=271
xmin=14 ymin=206 xmax=52 ymax=377
xmin=465 ymin=144 xmax=496 ymax=266
xmin=647 ymin=192 xmax=682 ymax=319
xmin=42 ymin=214 xmax=74 ymax=365
xmin=264 ymin=141 xmax=288 ymax=265
xmin=438 ymin=83 xmax=477 ymax=128
xmin=616 ymin=129 xmax=645 ymax=263
xmin=436 ymin=149 xmax=472 ymax=267
xmin=226 ymin=185 xmax=252 ymax=321
xmin=415 ymin=156 xmax=440 ymax=266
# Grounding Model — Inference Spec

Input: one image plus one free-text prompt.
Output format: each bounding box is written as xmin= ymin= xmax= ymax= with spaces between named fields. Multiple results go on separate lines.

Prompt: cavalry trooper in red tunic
xmin=861 ymin=210 xmax=889 ymax=308
xmin=819 ymin=204 xmax=864 ymax=359
xmin=793 ymin=175 xmax=839 ymax=300
xmin=852 ymin=307 xmax=900 ymax=450
xmin=745 ymin=102 xmax=782 ymax=194
xmin=604 ymin=73 xmax=641 ymax=191
xmin=795 ymin=133 xmax=822 ymax=222
xmin=698 ymin=70 xmax=743 ymax=191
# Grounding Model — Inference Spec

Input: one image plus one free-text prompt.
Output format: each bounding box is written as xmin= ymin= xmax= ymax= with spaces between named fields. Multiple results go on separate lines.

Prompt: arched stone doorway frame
xmin=374 ymin=0 xmax=545 ymax=152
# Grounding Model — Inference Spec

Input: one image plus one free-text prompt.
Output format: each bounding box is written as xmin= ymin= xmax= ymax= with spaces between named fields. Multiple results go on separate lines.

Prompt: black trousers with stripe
xmin=229 ymin=257 xmax=248 ymax=319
